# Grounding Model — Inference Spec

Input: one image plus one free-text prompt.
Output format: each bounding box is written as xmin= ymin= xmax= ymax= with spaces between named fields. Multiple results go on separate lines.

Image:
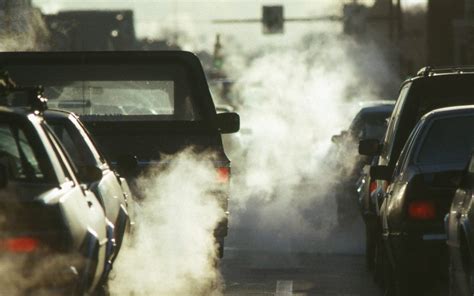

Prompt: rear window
xmin=4 ymin=63 xmax=202 ymax=121
xmin=416 ymin=114 xmax=474 ymax=167
xmin=351 ymin=111 xmax=392 ymax=140
xmin=45 ymin=81 xmax=175 ymax=116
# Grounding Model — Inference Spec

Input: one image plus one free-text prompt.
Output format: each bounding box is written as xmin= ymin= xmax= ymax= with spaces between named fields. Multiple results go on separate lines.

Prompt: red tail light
xmin=216 ymin=167 xmax=230 ymax=183
xmin=0 ymin=237 xmax=40 ymax=253
xmin=369 ymin=181 xmax=377 ymax=194
xmin=408 ymin=201 xmax=436 ymax=220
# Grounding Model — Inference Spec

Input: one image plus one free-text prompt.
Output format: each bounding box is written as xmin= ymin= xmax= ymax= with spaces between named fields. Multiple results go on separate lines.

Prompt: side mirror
xmin=359 ymin=139 xmax=382 ymax=156
xmin=0 ymin=164 xmax=7 ymax=189
xmin=117 ymin=154 xmax=138 ymax=177
xmin=216 ymin=112 xmax=240 ymax=134
xmin=78 ymin=165 xmax=103 ymax=184
xmin=370 ymin=165 xmax=391 ymax=181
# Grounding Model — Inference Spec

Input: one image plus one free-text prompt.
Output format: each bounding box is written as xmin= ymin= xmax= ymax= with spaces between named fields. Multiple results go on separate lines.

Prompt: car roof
xmin=358 ymin=103 xmax=395 ymax=115
xmin=421 ymin=105 xmax=474 ymax=121
xmin=402 ymin=66 xmax=474 ymax=86
xmin=0 ymin=106 xmax=38 ymax=119
xmin=44 ymin=108 xmax=76 ymax=120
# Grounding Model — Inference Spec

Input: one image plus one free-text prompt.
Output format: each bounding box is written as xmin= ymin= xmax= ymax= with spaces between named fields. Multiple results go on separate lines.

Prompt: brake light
xmin=408 ymin=201 xmax=436 ymax=220
xmin=369 ymin=181 xmax=377 ymax=194
xmin=0 ymin=237 xmax=40 ymax=253
xmin=217 ymin=167 xmax=230 ymax=183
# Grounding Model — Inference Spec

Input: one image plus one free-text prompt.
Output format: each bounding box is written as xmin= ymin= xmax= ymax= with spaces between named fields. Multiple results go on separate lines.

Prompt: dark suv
xmin=359 ymin=66 xmax=474 ymax=278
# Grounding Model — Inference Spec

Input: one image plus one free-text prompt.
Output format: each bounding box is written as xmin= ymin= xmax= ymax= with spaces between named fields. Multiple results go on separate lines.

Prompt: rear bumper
xmin=385 ymin=232 xmax=448 ymax=276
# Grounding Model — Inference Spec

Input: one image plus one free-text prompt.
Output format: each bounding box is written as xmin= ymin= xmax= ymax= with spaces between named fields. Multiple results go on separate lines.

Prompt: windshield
xmin=416 ymin=114 xmax=474 ymax=167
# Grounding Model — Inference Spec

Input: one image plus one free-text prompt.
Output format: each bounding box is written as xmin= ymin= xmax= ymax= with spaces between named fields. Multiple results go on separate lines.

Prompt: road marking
xmin=275 ymin=280 xmax=293 ymax=296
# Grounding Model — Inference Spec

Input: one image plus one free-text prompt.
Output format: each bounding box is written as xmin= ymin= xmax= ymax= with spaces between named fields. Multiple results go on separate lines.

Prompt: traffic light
xmin=262 ymin=5 xmax=284 ymax=34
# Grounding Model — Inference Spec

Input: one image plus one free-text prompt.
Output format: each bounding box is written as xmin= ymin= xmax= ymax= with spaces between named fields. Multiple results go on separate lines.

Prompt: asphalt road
xmin=221 ymin=251 xmax=381 ymax=296
xmin=221 ymin=176 xmax=382 ymax=296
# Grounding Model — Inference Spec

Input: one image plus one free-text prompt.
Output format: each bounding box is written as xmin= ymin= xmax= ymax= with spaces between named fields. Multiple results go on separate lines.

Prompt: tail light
xmin=216 ymin=167 xmax=230 ymax=184
xmin=0 ymin=237 xmax=40 ymax=253
xmin=408 ymin=201 xmax=436 ymax=220
xmin=369 ymin=181 xmax=377 ymax=194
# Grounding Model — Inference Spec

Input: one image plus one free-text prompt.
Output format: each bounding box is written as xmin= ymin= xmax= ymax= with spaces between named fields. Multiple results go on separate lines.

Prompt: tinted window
xmin=384 ymin=84 xmax=410 ymax=159
xmin=357 ymin=112 xmax=391 ymax=140
xmin=416 ymin=114 xmax=474 ymax=167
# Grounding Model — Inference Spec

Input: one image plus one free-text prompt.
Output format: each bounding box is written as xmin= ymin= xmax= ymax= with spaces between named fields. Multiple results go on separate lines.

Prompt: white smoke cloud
xmin=110 ymin=150 xmax=225 ymax=296
xmin=224 ymin=31 xmax=397 ymax=253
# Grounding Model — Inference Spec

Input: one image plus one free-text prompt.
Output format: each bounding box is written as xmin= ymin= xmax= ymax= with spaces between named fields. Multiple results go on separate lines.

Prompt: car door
xmin=381 ymin=119 xmax=424 ymax=236
xmin=40 ymin=121 xmax=108 ymax=290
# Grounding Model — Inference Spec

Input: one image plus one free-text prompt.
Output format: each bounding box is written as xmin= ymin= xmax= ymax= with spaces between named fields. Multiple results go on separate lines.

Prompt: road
xmin=221 ymin=251 xmax=381 ymax=296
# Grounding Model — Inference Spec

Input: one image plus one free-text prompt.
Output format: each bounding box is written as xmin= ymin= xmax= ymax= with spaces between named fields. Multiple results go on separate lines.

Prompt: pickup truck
xmin=0 ymin=51 xmax=240 ymax=257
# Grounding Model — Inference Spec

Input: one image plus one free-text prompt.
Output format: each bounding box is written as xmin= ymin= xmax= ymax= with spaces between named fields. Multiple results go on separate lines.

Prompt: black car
xmin=44 ymin=109 xmax=132 ymax=279
xmin=330 ymin=102 xmax=395 ymax=224
xmin=360 ymin=66 xmax=474 ymax=274
xmin=447 ymin=153 xmax=474 ymax=296
xmin=0 ymin=86 xmax=109 ymax=294
xmin=379 ymin=106 xmax=474 ymax=295
xmin=0 ymin=51 xmax=240 ymax=257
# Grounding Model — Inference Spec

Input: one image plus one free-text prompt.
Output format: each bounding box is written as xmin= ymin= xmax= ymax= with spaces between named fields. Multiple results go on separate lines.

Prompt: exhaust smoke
xmin=110 ymin=150 xmax=225 ymax=296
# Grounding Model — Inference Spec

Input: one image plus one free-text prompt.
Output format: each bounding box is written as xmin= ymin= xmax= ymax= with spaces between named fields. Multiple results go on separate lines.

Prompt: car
xmin=359 ymin=66 xmax=474 ymax=276
xmin=0 ymin=51 xmax=240 ymax=258
xmin=44 ymin=108 xmax=133 ymax=280
xmin=446 ymin=152 xmax=474 ymax=296
xmin=330 ymin=101 xmax=394 ymax=225
xmin=0 ymin=83 xmax=109 ymax=294
xmin=378 ymin=106 xmax=474 ymax=295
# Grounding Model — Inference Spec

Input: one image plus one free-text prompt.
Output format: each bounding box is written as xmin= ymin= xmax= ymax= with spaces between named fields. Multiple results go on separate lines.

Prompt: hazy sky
xmin=31 ymin=0 xmax=427 ymax=51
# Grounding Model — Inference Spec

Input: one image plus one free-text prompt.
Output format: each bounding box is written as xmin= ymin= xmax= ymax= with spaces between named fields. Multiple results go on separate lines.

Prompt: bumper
xmin=385 ymin=232 xmax=448 ymax=276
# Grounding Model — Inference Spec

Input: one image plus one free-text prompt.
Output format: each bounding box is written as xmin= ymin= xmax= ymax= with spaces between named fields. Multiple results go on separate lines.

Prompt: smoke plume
xmin=110 ymin=150 xmax=225 ymax=296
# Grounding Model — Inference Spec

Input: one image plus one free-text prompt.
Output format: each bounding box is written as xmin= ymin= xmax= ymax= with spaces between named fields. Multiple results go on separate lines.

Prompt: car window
xmin=415 ymin=114 xmax=474 ymax=168
xmin=393 ymin=119 xmax=423 ymax=177
xmin=48 ymin=118 xmax=102 ymax=168
xmin=7 ymin=63 xmax=202 ymax=121
xmin=0 ymin=123 xmax=45 ymax=182
xmin=41 ymin=123 xmax=77 ymax=184
xmin=383 ymin=84 xmax=411 ymax=161
xmin=46 ymin=81 xmax=174 ymax=116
